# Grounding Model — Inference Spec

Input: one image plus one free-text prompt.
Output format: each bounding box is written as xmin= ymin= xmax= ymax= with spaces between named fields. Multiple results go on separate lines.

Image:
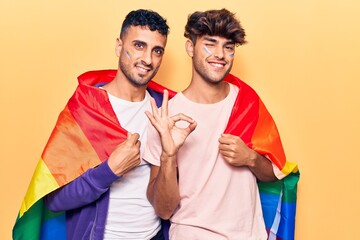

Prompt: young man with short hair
xmin=144 ymin=9 xmax=298 ymax=240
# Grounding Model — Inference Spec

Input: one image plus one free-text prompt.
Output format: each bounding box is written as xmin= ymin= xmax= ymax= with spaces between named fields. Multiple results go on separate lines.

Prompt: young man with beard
xmin=13 ymin=9 xmax=175 ymax=240
xmin=144 ymin=9 xmax=298 ymax=240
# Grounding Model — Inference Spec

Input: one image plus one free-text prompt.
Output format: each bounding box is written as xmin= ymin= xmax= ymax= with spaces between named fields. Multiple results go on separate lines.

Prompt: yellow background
xmin=1 ymin=0 xmax=359 ymax=239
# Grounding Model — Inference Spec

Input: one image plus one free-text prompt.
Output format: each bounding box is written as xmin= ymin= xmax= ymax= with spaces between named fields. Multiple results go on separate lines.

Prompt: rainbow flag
xmin=224 ymin=74 xmax=299 ymax=240
xmin=13 ymin=70 xmax=298 ymax=240
xmin=12 ymin=70 xmax=175 ymax=240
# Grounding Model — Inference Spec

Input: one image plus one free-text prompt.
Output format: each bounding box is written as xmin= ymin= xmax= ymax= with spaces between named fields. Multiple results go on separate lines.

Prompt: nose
xmin=213 ymin=46 xmax=225 ymax=59
xmin=141 ymin=49 xmax=152 ymax=66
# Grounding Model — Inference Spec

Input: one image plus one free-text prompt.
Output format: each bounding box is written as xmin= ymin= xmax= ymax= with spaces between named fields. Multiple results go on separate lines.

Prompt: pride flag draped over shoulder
xmin=224 ymin=74 xmax=299 ymax=240
xmin=13 ymin=70 xmax=298 ymax=240
xmin=12 ymin=70 xmax=176 ymax=240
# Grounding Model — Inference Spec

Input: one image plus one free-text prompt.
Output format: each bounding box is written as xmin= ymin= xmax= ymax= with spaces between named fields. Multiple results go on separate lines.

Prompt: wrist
xmin=160 ymin=152 xmax=177 ymax=163
xmin=246 ymin=150 xmax=258 ymax=168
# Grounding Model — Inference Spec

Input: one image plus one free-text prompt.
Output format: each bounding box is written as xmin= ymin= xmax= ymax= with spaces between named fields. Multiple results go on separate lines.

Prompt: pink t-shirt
xmin=144 ymin=84 xmax=268 ymax=240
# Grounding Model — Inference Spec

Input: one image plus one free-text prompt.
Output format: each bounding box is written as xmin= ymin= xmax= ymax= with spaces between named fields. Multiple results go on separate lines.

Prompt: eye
xmin=205 ymin=43 xmax=215 ymax=47
xmin=225 ymin=45 xmax=235 ymax=51
xmin=153 ymin=48 xmax=164 ymax=56
xmin=134 ymin=42 xmax=144 ymax=49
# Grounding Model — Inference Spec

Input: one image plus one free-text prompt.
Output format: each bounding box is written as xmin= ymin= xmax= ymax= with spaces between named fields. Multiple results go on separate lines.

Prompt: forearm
xmin=145 ymin=96 xmax=196 ymax=218
xmin=148 ymin=154 xmax=180 ymax=220
xmin=45 ymin=160 xmax=120 ymax=212
xmin=247 ymin=152 xmax=278 ymax=182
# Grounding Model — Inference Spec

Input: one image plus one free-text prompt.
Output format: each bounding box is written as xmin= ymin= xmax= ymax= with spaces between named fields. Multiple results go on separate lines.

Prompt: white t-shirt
xmin=103 ymin=90 xmax=160 ymax=239
xmin=144 ymin=83 xmax=274 ymax=240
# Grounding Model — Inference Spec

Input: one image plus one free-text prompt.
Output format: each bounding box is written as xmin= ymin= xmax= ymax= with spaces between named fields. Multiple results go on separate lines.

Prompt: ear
xmin=185 ymin=39 xmax=194 ymax=57
xmin=115 ymin=37 xmax=122 ymax=57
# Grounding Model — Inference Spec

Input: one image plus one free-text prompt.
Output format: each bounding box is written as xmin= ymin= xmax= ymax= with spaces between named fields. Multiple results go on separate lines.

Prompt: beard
xmin=193 ymin=56 xmax=232 ymax=85
xmin=119 ymin=60 xmax=157 ymax=87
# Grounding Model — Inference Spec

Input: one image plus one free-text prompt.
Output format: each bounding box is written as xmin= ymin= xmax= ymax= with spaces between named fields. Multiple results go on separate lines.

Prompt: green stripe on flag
xmin=258 ymin=179 xmax=282 ymax=195
xmin=13 ymin=199 xmax=43 ymax=240
xmin=13 ymin=198 xmax=66 ymax=240
xmin=258 ymin=171 xmax=299 ymax=203
xmin=282 ymin=171 xmax=299 ymax=203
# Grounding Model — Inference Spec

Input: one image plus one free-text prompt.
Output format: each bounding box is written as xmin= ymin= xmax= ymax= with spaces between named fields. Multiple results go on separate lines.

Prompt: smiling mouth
xmin=209 ymin=61 xmax=226 ymax=68
xmin=136 ymin=65 xmax=152 ymax=73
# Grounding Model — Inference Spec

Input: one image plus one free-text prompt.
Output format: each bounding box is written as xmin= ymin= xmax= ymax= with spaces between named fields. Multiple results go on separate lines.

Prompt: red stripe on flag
xmin=67 ymin=82 xmax=127 ymax=162
xmin=223 ymin=74 xmax=259 ymax=146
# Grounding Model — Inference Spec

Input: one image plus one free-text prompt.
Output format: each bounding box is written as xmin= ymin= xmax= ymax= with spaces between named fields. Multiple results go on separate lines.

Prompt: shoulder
xmin=225 ymin=74 xmax=259 ymax=98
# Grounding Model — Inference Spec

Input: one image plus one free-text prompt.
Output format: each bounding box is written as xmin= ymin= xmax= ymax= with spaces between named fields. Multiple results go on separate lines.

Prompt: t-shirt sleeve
xmin=143 ymin=121 xmax=162 ymax=166
xmin=263 ymin=154 xmax=286 ymax=180
xmin=272 ymin=162 xmax=286 ymax=180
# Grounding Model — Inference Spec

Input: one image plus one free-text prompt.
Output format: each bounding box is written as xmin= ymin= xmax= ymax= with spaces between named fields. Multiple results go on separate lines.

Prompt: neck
xmin=183 ymin=78 xmax=229 ymax=104
xmin=102 ymin=71 xmax=147 ymax=102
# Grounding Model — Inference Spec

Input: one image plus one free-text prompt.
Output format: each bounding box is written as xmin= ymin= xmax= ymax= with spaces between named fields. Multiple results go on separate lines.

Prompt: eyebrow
xmin=203 ymin=37 xmax=235 ymax=45
xmin=133 ymin=40 xmax=147 ymax=46
xmin=133 ymin=40 xmax=165 ymax=52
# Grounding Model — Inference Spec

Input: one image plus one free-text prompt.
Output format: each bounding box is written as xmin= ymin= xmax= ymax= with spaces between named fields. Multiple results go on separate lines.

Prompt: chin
xmin=127 ymin=77 xmax=148 ymax=87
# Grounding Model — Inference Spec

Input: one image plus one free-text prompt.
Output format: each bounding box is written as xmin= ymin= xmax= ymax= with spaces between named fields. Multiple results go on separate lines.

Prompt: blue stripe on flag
xmin=260 ymin=192 xmax=281 ymax=228
xmin=40 ymin=213 xmax=66 ymax=240
xmin=276 ymin=202 xmax=297 ymax=240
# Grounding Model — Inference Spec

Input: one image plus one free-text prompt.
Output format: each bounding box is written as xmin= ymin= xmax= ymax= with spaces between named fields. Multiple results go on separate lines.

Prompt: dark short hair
xmin=120 ymin=9 xmax=169 ymax=38
xmin=184 ymin=8 xmax=246 ymax=45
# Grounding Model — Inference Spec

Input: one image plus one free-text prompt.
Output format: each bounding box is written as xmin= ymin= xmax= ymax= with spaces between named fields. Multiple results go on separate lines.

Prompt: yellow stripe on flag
xmin=20 ymin=158 xmax=59 ymax=217
xmin=280 ymin=160 xmax=299 ymax=176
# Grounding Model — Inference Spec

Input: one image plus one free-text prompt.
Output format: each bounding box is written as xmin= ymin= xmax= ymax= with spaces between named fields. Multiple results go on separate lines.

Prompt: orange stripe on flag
xmin=251 ymin=99 xmax=286 ymax=169
xmin=42 ymin=106 xmax=101 ymax=187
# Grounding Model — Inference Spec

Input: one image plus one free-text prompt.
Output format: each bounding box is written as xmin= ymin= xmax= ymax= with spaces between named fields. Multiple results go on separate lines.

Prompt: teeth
xmin=211 ymin=63 xmax=224 ymax=67
xmin=137 ymin=66 xmax=149 ymax=72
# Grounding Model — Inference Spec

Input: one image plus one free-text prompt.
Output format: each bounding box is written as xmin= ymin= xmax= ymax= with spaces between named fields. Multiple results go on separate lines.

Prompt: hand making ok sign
xmin=145 ymin=90 xmax=197 ymax=158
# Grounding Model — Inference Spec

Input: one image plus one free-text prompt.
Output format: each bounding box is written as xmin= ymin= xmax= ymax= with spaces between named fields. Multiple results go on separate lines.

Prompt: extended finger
xmin=149 ymin=97 xmax=160 ymax=119
xmin=161 ymin=90 xmax=169 ymax=117
xmin=145 ymin=110 xmax=156 ymax=123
